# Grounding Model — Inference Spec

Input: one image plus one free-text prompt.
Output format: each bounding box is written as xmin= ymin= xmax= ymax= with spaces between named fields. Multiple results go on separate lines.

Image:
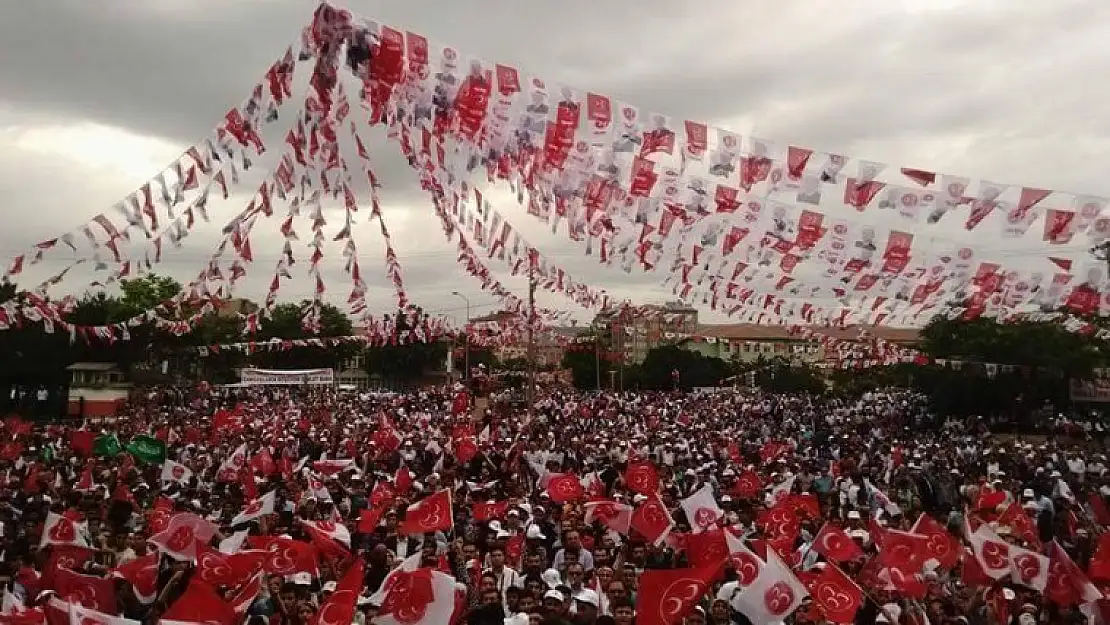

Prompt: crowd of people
xmin=1 ymin=382 xmax=1109 ymax=625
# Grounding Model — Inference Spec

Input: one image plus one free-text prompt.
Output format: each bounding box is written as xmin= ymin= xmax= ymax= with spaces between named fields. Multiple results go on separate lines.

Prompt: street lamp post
xmin=451 ymin=292 xmax=470 ymax=380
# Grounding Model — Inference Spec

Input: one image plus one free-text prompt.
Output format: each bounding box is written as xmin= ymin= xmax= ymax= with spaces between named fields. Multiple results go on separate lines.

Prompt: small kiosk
xmin=66 ymin=362 xmax=131 ymax=418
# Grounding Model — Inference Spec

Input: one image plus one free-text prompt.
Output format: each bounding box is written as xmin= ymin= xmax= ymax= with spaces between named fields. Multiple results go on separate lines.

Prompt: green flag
xmin=126 ymin=435 xmax=166 ymax=465
xmin=93 ymin=434 xmax=122 ymax=457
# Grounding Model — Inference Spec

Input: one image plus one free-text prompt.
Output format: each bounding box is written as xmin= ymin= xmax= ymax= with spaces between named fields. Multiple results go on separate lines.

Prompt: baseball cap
xmin=573 ymin=589 xmax=599 ymax=607
xmin=543 ymin=589 xmax=565 ymax=602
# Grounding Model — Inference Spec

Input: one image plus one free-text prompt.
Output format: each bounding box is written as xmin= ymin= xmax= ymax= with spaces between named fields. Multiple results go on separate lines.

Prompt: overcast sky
xmin=2 ymin=0 xmax=1109 ymax=328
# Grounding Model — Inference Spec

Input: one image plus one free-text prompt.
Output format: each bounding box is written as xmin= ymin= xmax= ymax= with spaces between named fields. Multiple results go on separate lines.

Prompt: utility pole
xmin=594 ymin=327 xmax=602 ymax=390
xmin=451 ymin=292 xmax=470 ymax=381
xmin=526 ymin=254 xmax=537 ymax=409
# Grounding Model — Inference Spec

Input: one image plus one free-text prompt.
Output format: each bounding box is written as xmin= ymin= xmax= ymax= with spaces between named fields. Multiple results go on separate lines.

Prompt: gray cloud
xmin=2 ymin=0 xmax=1110 ymax=327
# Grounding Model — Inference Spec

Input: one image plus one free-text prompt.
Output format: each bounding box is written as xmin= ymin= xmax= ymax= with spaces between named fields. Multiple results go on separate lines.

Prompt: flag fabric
xmin=160 ymin=578 xmax=237 ymax=625
xmin=302 ymin=519 xmax=351 ymax=548
xmin=1046 ymin=541 xmax=1103 ymax=606
xmin=731 ymin=549 xmax=809 ymax=624
xmin=968 ymin=525 xmax=1012 ymax=581
xmin=148 ymin=512 xmax=219 ymax=561
xmin=399 ymin=490 xmax=454 ymax=535
xmin=232 ymin=491 xmax=276 ymax=526
xmin=583 ymin=500 xmax=633 ymax=535
xmin=805 ymin=564 xmax=863 ymax=624
xmin=315 ymin=560 xmax=364 ymax=625
xmin=40 ymin=512 xmax=88 ymax=549
xmin=631 ymin=494 xmax=674 ymax=546
xmin=107 ymin=553 xmax=158 ymax=604
xmin=53 ymin=567 xmax=117 ymax=614
xmin=92 ymin=435 xmax=121 ymax=458
xmin=67 ymin=602 xmax=139 ymax=625
xmin=160 ymin=460 xmax=193 ymax=485
xmin=680 ymin=483 xmax=723 ymax=533
xmin=623 ymin=461 xmax=659 ymax=495
xmin=812 ymin=523 xmax=865 ymax=563
xmin=545 ymin=473 xmax=584 ymax=503
xmin=724 ymin=531 xmax=764 ymax=586
xmin=636 ymin=560 xmax=724 ymax=625
xmin=124 ymin=435 xmax=166 ymax=464
xmin=373 ymin=570 xmax=457 ymax=625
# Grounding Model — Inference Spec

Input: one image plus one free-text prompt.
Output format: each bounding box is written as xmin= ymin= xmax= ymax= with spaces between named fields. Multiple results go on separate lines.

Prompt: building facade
xmin=593 ymin=301 xmax=700 ymax=365
xmin=680 ymin=324 xmax=919 ymax=366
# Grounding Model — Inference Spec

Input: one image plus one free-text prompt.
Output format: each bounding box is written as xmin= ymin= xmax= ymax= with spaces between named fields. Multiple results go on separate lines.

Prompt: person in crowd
xmin=3 ymin=383 xmax=1110 ymax=625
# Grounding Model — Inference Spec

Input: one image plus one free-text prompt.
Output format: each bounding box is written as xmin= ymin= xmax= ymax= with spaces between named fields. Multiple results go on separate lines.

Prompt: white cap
xmin=526 ymin=524 xmax=546 ymax=540
xmin=847 ymin=510 xmax=861 ymax=520
xmin=292 ymin=572 xmax=312 ymax=585
xmin=876 ymin=603 xmax=902 ymax=623
xmin=322 ymin=581 xmax=337 ymax=592
xmin=543 ymin=589 xmax=565 ymax=602
xmin=542 ymin=568 xmax=561 ymax=589
xmin=573 ymin=589 xmax=600 ymax=607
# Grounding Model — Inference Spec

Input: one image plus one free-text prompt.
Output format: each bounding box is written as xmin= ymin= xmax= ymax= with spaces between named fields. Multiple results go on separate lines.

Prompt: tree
xmin=364 ymin=308 xmax=448 ymax=389
xmin=253 ymin=301 xmax=357 ymax=370
xmin=918 ymin=317 xmax=1102 ymax=377
xmin=452 ymin=344 xmax=498 ymax=374
xmin=912 ymin=316 xmax=1107 ymax=421
xmin=749 ymin=357 xmax=827 ymax=394
xmin=118 ymin=274 xmax=182 ymax=318
xmin=632 ymin=345 xmax=731 ymax=390
xmin=561 ymin=331 xmax=608 ymax=390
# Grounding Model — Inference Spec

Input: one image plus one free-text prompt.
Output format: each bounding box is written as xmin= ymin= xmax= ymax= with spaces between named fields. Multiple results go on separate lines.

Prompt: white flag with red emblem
xmin=312 ymin=458 xmax=355 ymax=476
xmin=217 ymin=444 xmax=249 ymax=482
xmin=67 ymin=602 xmax=139 ymax=625
xmin=680 ymin=483 xmax=723 ymax=534
xmin=1009 ymin=543 xmax=1050 ymax=592
xmin=731 ymin=549 xmax=808 ymax=624
xmin=968 ymin=524 xmax=1012 ymax=581
xmin=148 ymin=512 xmax=218 ymax=561
xmin=304 ymin=474 xmax=333 ymax=503
xmin=583 ymin=500 xmax=634 ymax=535
xmin=41 ymin=512 xmax=89 ymax=549
xmin=400 ymin=490 xmax=453 ymax=536
xmin=373 ymin=569 xmax=457 ymax=625
xmin=232 ymin=490 xmax=276 ymax=526
xmin=160 ymin=460 xmax=193 ymax=485
xmin=724 ymin=530 xmax=765 ymax=586
xmin=766 ymin=475 xmax=797 ymax=507
xmin=301 ymin=519 xmax=351 ymax=548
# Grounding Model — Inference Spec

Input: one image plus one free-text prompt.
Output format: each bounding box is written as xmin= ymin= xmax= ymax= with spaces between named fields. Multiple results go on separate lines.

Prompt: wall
xmin=66 ymin=387 xmax=129 ymax=417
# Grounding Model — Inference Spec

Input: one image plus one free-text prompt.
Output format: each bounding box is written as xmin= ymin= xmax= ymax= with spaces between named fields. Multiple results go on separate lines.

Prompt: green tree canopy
xmin=118 ymin=274 xmax=182 ymax=318
xmin=918 ymin=316 xmax=1104 ymax=378
xmin=252 ymin=301 xmax=357 ymax=370
xmin=364 ymin=308 xmax=447 ymax=388
xmin=632 ymin=345 xmax=731 ymax=390
xmin=561 ymin=331 xmax=606 ymax=390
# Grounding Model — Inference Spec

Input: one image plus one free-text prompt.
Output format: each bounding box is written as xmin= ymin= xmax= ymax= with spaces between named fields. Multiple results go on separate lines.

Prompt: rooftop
xmin=695 ymin=324 xmax=919 ymax=343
